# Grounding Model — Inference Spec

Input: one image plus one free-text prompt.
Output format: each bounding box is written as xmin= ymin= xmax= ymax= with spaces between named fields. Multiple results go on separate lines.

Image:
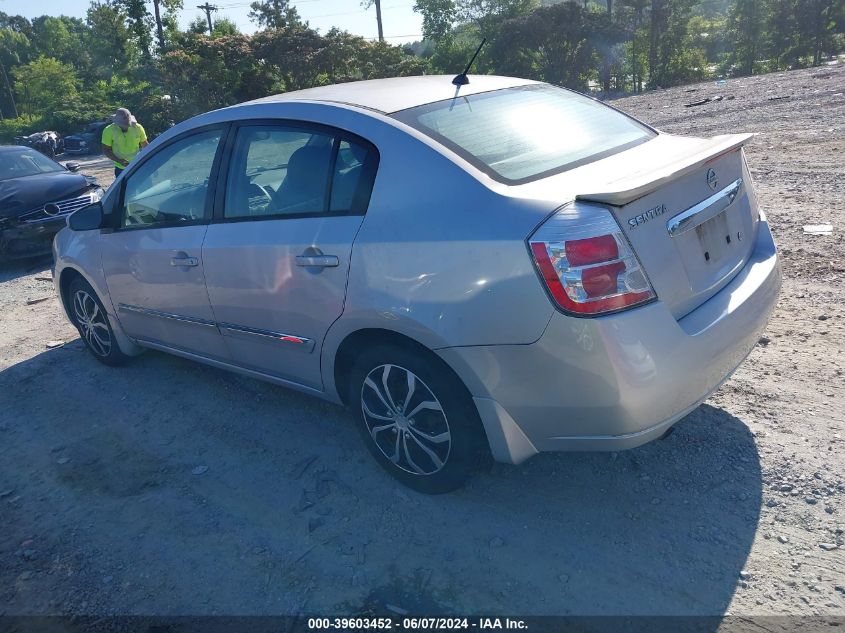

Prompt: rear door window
xmin=223 ymin=125 xmax=378 ymax=220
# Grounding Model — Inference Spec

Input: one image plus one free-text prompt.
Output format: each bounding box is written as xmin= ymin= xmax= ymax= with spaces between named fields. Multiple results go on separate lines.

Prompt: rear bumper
xmin=437 ymin=218 xmax=781 ymax=464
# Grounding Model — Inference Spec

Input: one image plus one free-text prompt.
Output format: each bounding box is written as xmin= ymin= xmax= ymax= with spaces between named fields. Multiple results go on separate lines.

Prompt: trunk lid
xmin=577 ymin=133 xmax=759 ymax=319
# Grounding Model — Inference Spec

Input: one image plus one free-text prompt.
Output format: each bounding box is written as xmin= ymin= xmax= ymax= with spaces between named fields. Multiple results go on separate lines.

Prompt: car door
xmin=100 ymin=125 xmax=230 ymax=360
xmin=202 ymin=121 xmax=379 ymax=390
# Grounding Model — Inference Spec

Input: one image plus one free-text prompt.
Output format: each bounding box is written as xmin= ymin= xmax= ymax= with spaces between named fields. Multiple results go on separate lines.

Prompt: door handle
xmin=295 ymin=254 xmax=339 ymax=268
xmin=171 ymin=256 xmax=198 ymax=267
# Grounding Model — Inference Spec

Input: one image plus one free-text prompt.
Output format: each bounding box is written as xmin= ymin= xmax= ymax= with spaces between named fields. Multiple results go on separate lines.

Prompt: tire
xmin=67 ymin=277 xmax=130 ymax=366
xmin=348 ymin=344 xmax=490 ymax=494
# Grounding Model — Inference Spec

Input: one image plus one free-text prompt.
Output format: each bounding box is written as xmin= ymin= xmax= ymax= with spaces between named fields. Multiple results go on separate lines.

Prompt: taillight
xmin=529 ymin=202 xmax=655 ymax=316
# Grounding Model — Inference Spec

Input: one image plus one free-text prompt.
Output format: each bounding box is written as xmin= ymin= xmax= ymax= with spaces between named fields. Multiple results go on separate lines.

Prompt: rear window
xmin=392 ymin=84 xmax=655 ymax=184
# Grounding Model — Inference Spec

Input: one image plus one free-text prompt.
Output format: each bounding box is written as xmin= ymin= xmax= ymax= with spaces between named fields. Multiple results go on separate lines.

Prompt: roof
xmin=244 ymin=75 xmax=539 ymax=114
xmin=0 ymin=145 xmax=30 ymax=152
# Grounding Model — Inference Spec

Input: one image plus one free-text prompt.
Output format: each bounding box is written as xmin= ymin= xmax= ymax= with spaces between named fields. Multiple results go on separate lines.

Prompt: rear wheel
xmin=348 ymin=344 xmax=489 ymax=493
xmin=68 ymin=277 xmax=129 ymax=366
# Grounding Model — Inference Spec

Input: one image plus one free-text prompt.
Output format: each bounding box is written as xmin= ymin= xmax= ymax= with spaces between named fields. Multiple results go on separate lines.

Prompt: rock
xmin=19 ymin=571 xmax=34 ymax=581
xmin=308 ymin=517 xmax=326 ymax=533
xmin=779 ymin=484 xmax=793 ymax=492
xmin=385 ymin=604 xmax=408 ymax=616
xmin=45 ymin=340 xmax=65 ymax=349
xmin=739 ymin=570 xmax=752 ymax=580
xmin=825 ymin=506 xmax=834 ymax=514
xmin=558 ymin=573 xmax=570 ymax=583
xmin=489 ymin=536 xmax=505 ymax=548
xmin=805 ymin=497 xmax=818 ymax=505
xmin=818 ymin=543 xmax=838 ymax=551
xmin=26 ymin=297 xmax=51 ymax=305
xmin=0 ymin=489 xmax=14 ymax=498
xmin=103 ymin=575 xmax=113 ymax=584
xmin=758 ymin=336 xmax=771 ymax=346
xmin=818 ymin=315 xmax=829 ymax=321
xmin=21 ymin=549 xmax=37 ymax=561
xmin=766 ymin=499 xmax=779 ymax=507
xmin=651 ymin=497 xmax=661 ymax=505
xmin=191 ymin=465 xmax=208 ymax=475
xmin=56 ymin=456 xmax=70 ymax=465
xmin=778 ymin=535 xmax=789 ymax=544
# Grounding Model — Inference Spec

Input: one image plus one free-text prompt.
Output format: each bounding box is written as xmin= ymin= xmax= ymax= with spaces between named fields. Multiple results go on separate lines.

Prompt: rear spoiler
xmin=576 ymin=133 xmax=755 ymax=207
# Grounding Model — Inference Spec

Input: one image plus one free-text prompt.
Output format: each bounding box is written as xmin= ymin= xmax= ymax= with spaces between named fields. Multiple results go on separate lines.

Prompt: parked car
xmin=63 ymin=121 xmax=109 ymax=155
xmin=15 ymin=130 xmax=64 ymax=157
xmin=0 ymin=145 xmax=103 ymax=260
xmin=53 ymin=75 xmax=781 ymax=493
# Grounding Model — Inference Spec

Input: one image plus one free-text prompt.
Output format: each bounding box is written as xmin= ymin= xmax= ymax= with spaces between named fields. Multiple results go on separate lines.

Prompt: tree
xmin=488 ymin=2 xmax=617 ymax=90
xmin=113 ymin=0 xmax=154 ymax=60
xmin=647 ymin=0 xmax=702 ymax=88
xmin=86 ymin=1 xmax=135 ymax=80
xmin=248 ymin=0 xmax=303 ymax=30
xmin=212 ymin=17 xmax=241 ymax=38
xmin=726 ymin=0 xmax=765 ymax=75
xmin=0 ymin=28 xmax=29 ymax=117
xmin=152 ymin=0 xmax=183 ymax=51
xmin=414 ymin=0 xmax=458 ymax=42
xmin=766 ymin=0 xmax=799 ymax=70
xmin=28 ymin=16 xmax=93 ymax=82
xmin=13 ymin=56 xmax=79 ymax=119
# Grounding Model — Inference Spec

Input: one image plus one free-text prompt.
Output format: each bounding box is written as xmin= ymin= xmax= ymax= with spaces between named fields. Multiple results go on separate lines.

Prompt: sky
xmin=0 ymin=0 xmax=424 ymax=43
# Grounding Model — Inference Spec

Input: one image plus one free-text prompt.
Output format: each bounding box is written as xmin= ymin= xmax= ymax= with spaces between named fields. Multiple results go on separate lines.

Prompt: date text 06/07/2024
xmin=306 ymin=618 xmax=528 ymax=630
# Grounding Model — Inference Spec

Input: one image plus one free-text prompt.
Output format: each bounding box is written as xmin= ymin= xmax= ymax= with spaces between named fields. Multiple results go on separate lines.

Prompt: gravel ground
xmin=0 ymin=64 xmax=843 ymax=619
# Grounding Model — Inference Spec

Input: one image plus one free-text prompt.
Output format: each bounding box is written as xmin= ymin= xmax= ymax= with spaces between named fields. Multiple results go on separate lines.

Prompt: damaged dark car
xmin=0 ymin=145 xmax=103 ymax=261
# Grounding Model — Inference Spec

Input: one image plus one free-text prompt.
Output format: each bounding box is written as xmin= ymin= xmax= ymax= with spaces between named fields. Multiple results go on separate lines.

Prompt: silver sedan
xmin=53 ymin=75 xmax=781 ymax=493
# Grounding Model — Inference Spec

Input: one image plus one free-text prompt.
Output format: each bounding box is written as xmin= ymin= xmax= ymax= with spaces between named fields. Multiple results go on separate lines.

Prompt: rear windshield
xmin=392 ymin=84 xmax=655 ymax=184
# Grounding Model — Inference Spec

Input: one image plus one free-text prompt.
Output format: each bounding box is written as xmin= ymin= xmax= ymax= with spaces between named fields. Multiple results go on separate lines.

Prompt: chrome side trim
xmin=117 ymin=303 xmax=218 ymax=328
xmin=666 ymin=177 xmax=743 ymax=237
xmin=134 ymin=338 xmax=327 ymax=397
xmin=218 ymin=322 xmax=315 ymax=353
xmin=118 ymin=304 xmax=315 ymax=351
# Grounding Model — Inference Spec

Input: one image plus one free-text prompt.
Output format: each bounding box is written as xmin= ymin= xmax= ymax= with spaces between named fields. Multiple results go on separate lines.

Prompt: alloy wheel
xmin=360 ymin=364 xmax=452 ymax=476
xmin=72 ymin=289 xmax=112 ymax=357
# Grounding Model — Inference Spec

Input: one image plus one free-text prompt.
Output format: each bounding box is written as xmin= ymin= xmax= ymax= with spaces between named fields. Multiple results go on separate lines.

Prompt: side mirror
xmin=65 ymin=162 xmax=80 ymax=172
xmin=68 ymin=202 xmax=104 ymax=231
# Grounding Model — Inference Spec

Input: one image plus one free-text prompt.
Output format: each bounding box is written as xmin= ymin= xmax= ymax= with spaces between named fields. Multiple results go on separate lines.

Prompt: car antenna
xmin=451 ymin=38 xmax=486 ymax=86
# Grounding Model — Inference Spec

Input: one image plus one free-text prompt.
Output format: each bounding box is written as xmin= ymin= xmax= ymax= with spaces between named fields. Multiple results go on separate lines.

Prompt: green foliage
xmin=249 ymin=0 xmax=303 ymax=30
xmin=13 ymin=56 xmax=79 ymax=119
xmin=0 ymin=115 xmax=42 ymax=143
xmin=489 ymin=2 xmax=623 ymax=90
xmin=86 ymin=2 xmax=136 ymax=80
xmin=0 ymin=0 xmax=840 ymax=149
xmin=415 ymin=0 xmax=458 ymax=41
xmin=212 ymin=18 xmax=240 ymax=38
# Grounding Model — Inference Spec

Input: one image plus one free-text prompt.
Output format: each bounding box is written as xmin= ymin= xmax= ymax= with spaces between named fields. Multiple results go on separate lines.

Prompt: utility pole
xmin=197 ymin=3 xmax=218 ymax=35
xmin=153 ymin=0 xmax=166 ymax=50
xmin=0 ymin=61 xmax=17 ymax=119
xmin=374 ymin=0 xmax=384 ymax=42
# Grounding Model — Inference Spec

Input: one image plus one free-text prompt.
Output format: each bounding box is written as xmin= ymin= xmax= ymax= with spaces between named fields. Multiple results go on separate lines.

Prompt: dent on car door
xmin=202 ymin=122 xmax=379 ymax=390
xmin=100 ymin=126 xmax=231 ymax=360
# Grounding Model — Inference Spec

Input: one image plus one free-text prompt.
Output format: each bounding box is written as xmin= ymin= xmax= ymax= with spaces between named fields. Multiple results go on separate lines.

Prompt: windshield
xmin=0 ymin=148 xmax=64 ymax=181
xmin=393 ymin=84 xmax=655 ymax=184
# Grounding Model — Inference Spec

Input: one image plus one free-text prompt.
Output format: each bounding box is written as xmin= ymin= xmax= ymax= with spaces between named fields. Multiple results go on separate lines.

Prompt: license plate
xmin=694 ymin=209 xmax=733 ymax=264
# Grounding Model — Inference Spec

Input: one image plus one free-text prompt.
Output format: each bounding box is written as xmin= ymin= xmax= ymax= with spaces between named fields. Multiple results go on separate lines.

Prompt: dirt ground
xmin=1 ymin=64 xmax=843 ymax=619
